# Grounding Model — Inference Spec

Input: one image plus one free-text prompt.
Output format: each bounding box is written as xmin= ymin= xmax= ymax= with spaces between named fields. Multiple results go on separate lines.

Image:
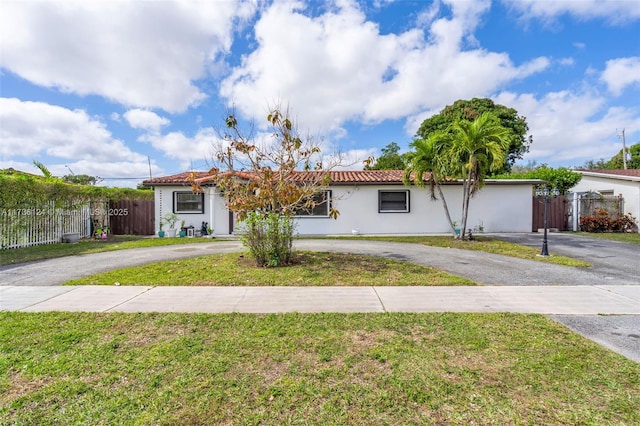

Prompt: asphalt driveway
xmin=492 ymin=232 xmax=639 ymax=282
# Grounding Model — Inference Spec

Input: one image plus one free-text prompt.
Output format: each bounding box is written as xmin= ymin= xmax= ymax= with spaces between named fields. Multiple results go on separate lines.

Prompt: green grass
xmin=0 ymin=235 xmax=216 ymax=265
xmin=1 ymin=312 xmax=638 ymax=425
xmin=574 ymin=232 xmax=640 ymax=245
xmin=64 ymin=251 xmax=475 ymax=286
xmin=331 ymin=235 xmax=591 ymax=267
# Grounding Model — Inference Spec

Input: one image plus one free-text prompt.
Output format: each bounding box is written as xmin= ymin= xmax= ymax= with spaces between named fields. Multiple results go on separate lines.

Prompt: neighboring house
xmin=143 ymin=170 xmax=540 ymax=236
xmin=571 ymin=169 xmax=640 ymax=228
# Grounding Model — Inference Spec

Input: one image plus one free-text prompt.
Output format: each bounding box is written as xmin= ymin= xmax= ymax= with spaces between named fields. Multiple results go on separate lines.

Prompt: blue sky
xmin=1 ymin=0 xmax=639 ymax=187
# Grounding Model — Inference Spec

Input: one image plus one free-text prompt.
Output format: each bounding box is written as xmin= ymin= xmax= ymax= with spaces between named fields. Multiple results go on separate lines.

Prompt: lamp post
xmin=536 ymin=186 xmax=560 ymax=257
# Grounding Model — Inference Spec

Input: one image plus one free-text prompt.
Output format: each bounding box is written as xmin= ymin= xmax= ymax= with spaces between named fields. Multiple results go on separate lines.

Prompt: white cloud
xmin=0 ymin=160 xmax=42 ymax=175
xmin=221 ymin=0 xmax=548 ymax=135
xmin=325 ymin=148 xmax=378 ymax=170
xmin=140 ymin=128 xmax=217 ymax=169
xmin=504 ymin=0 xmax=640 ymax=25
xmin=0 ymin=1 xmax=257 ymax=113
xmin=124 ymin=109 xmax=170 ymax=133
xmin=558 ymin=57 xmax=575 ymax=66
xmin=493 ymin=90 xmax=640 ymax=165
xmin=54 ymin=159 xmax=163 ymax=187
xmin=601 ymin=57 xmax=640 ymax=96
xmin=0 ymin=97 xmax=147 ymax=163
xmin=0 ymin=159 xmax=152 ymax=186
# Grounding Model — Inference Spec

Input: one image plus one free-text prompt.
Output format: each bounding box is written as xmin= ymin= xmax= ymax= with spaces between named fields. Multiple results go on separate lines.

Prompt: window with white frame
xmin=378 ymin=190 xmax=410 ymax=213
xmin=294 ymin=190 xmax=331 ymax=217
xmin=173 ymin=191 xmax=204 ymax=213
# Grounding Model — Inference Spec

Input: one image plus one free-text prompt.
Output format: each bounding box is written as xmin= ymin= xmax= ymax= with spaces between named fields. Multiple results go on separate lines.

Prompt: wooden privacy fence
xmin=0 ymin=202 xmax=91 ymax=249
xmin=532 ymin=196 xmax=569 ymax=231
xmin=108 ymin=199 xmax=154 ymax=235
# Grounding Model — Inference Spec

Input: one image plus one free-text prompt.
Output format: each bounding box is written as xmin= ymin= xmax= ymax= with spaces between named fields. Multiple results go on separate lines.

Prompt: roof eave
xmin=578 ymin=171 xmax=640 ymax=182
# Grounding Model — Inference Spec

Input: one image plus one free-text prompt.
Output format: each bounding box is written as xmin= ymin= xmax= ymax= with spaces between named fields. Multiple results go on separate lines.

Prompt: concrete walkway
xmin=3 ymin=284 xmax=639 ymax=315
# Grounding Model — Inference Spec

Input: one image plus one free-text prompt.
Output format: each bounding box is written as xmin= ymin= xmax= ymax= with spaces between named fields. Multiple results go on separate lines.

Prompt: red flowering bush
xmin=580 ymin=209 xmax=638 ymax=233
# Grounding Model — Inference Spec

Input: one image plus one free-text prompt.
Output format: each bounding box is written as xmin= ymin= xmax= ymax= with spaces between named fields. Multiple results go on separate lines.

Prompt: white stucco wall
xmin=572 ymin=176 xmax=640 ymax=223
xmin=154 ymin=182 xmax=536 ymax=236
xmin=154 ymin=186 xmax=232 ymax=235
xmin=294 ymin=183 xmax=534 ymax=235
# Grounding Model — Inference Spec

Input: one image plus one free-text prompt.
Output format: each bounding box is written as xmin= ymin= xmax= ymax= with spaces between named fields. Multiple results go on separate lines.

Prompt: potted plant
xmin=179 ymin=220 xmax=187 ymax=238
xmin=158 ymin=221 xmax=165 ymax=238
xmin=162 ymin=212 xmax=180 ymax=237
xmin=452 ymin=220 xmax=460 ymax=236
xmin=94 ymin=225 xmax=109 ymax=240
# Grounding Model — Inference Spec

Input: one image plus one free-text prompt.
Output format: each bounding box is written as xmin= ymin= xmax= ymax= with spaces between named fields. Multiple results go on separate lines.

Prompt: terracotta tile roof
xmin=144 ymin=170 xmax=432 ymax=186
xmin=577 ymin=169 xmax=640 ymax=181
xmin=287 ymin=170 xmax=431 ymax=184
xmin=194 ymin=170 xmax=258 ymax=184
xmin=143 ymin=171 xmax=210 ymax=185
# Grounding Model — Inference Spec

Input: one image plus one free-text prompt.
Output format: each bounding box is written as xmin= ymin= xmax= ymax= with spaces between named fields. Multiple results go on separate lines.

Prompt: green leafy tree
xmin=495 ymin=165 xmax=582 ymax=194
xmin=447 ymin=112 xmax=510 ymax=240
xmin=608 ymin=143 xmax=640 ymax=169
xmin=405 ymin=113 xmax=510 ymax=240
xmin=63 ymin=174 xmax=100 ymax=185
xmin=364 ymin=142 xmax=408 ymax=170
xmin=32 ymin=160 xmax=53 ymax=179
xmin=136 ymin=182 xmax=153 ymax=191
xmin=416 ymin=98 xmax=530 ymax=173
xmin=403 ymin=133 xmax=458 ymax=238
xmin=579 ymin=158 xmax=609 ymax=170
xmin=510 ymin=160 xmax=539 ymax=174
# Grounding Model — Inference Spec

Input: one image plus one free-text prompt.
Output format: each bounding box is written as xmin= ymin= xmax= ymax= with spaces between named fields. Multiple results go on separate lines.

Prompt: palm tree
xmin=32 ymin=160 xmax=53 ymax=179
xmin=404 ymin=132 xmax=458 ymax=238
xmin=447 ymin=112 xmax=510 ymax=239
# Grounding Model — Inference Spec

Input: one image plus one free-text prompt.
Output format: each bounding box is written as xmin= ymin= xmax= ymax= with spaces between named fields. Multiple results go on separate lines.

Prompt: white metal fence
xmin=0 ymin=202 xmax=91 ymax=249
xmin=567 ymin=192 xmax=625 ymax=231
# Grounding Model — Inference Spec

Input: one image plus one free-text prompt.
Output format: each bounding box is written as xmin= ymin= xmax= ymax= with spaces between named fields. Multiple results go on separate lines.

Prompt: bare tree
xmin=190 ymin=106 xmax=339 ymax=266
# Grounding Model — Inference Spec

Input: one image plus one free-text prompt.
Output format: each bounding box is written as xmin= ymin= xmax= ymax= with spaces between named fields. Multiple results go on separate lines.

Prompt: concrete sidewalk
xmin=3 ymin=284 xmax=639 ymax=314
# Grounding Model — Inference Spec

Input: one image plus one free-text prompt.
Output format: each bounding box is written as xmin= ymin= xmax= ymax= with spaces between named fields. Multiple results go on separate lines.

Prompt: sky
xmin=1 ymin=0 xmax=639 ymax=188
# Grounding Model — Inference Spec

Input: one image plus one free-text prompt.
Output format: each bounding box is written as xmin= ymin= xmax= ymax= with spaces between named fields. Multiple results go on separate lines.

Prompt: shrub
xmin=580 ymin=209 xmax=638 ymax=233
xmin=239 ymin=212 xmax=295 ymax=267
xmin=613 ymin=213 xmax=639 ymax=233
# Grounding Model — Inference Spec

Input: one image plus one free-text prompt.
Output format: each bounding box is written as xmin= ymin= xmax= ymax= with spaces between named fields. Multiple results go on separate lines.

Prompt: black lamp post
xmin=536 ymin=186 xmax=560 ymax=257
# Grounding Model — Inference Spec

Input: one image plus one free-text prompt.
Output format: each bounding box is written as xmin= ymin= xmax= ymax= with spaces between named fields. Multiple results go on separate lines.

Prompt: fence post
xmin=572 ymin=192 xmax=579 ymax=231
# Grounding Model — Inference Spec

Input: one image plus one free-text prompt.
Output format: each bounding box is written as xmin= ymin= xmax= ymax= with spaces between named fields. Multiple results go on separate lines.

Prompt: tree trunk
xmin=436 ymin=183 xmax=458 ymax=238
xmin=460 ymin=166 xmax=474 ymax=240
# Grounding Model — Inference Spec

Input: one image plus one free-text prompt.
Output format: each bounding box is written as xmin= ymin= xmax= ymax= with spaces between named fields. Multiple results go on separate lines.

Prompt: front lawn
xmin=0 ymin=235 xmax=216 ymax=265
xmin=1 ymin=312 xmax=638 ymax=425
xmin=64 ymin=251 xmax=475 ymax=286
xmin=574 ymin=232 xmax=640 ymax=245
xmin=333 ymin=235 xmax=591 ymax=267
